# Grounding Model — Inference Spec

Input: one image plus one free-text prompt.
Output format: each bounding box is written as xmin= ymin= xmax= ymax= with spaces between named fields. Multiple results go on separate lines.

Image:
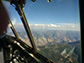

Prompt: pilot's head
xmin=0 ymin=1 xmax=9 ymax=35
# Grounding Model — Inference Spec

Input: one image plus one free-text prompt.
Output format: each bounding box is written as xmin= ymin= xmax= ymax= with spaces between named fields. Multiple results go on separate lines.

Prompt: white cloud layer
xmin=12 ymin=18 xmax=16 ymax=25
xmin=11 ymin=23 xmax=80 ymax=31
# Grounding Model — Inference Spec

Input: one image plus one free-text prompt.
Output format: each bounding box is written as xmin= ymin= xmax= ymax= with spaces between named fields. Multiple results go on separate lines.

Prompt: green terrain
xmin=37 ymin=41 xmax=81 ymax=63
xmin=7 ymin=30 xmax=81 ymax=63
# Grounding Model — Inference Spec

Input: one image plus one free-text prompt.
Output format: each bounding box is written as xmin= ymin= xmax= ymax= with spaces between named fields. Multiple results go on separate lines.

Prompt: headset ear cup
xmin=0 ymin=2 xmax=9 ymax=35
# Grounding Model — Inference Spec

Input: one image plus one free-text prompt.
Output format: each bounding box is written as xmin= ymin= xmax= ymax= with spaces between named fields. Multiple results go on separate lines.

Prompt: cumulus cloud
xmin=30 ymin=24 xmax=46 ymax=27
xmin=10 ymin=23 xmax=79 ymax=31
xmin=29 ymin=23 xmax=79 ymax=31
xmin=12 ymin=18 xmax=16 ymax=25
xmin=8 ymin=18 xmax=17 ymax=27
xmin=55 ymin=23 xmax=79 ymax=28
xmin=29 ymin=23 xmax=79 ymax=28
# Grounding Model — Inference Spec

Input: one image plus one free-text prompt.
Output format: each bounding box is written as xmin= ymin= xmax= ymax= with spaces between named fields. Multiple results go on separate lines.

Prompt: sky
xmin=3 ymin=0 xmax=80 ymax=31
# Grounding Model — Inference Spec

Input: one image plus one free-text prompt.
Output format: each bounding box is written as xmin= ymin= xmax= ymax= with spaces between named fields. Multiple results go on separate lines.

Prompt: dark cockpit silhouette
xmin=0 ymin=1 xmax=9 ymax=35
xmin=0 ymin=0 xmax=54 ymax=63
